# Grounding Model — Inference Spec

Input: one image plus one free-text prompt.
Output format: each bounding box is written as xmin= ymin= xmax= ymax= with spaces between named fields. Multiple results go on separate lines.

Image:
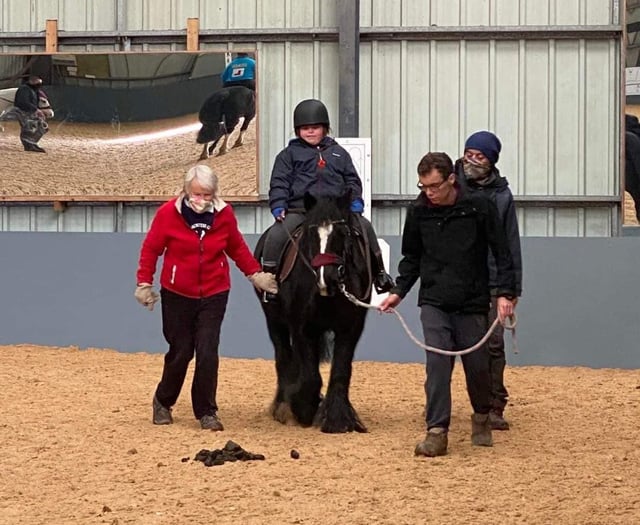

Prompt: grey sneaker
xmin=152 ymin=395 xmax=173 ymax=425
xmin=414 ymin=427 xmax=448 ymax=457
xmin=471 ymin=413 xmax=493 ymax=447
xmin=489 ymin=409 xmax=510 ymax=431
xmin=200 ymin=413 xmax=224 ymax=431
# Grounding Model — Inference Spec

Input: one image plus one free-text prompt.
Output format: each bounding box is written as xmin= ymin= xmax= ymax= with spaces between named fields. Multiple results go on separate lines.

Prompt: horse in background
xmin=254 ymin=193 xmax=373 ymax=433
xmin=196 ymin=85 xmax=256 ymax=160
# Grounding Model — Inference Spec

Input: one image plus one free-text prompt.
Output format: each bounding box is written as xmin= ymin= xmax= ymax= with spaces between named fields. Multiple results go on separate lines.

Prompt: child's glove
xmin=272 ymin=207 xmax=286 ymax=222
xmin=350 ymin=199 xmax=364 ymax=214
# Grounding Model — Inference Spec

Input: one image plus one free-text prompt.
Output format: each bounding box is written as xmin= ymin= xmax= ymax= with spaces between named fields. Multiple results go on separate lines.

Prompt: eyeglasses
xmin=417 ymin=178 xmax=449 ymax=192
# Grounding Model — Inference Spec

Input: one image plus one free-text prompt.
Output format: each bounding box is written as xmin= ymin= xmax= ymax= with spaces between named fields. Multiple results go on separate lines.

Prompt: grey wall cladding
xmin=0 ymin=233 xmax=638 ymax=369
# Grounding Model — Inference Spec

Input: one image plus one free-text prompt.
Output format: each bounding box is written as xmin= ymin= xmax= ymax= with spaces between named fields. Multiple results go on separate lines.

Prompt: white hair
xmin=184 ymin=164 xmax=218 ymax=194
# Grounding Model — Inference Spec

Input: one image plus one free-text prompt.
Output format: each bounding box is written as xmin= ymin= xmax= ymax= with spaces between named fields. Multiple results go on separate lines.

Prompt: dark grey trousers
xmin=155 ymin=289 xmax=229 ymax=419
xmin=488 ymin=296 xmax=509 ymax=411
xmin=420 ymin=304 xmax=492 ymax=430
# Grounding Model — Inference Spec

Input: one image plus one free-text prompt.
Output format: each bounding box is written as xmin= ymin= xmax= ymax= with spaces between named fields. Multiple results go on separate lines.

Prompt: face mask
xmin=188 ymin=196 xmax=213 ymax=214
xmin=462 ymin=158 xmax=491 ymax=181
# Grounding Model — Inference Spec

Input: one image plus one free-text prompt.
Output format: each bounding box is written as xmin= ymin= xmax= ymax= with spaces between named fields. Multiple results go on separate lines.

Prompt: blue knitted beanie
xmin=464 ymin=131 xmax=502 ymax=165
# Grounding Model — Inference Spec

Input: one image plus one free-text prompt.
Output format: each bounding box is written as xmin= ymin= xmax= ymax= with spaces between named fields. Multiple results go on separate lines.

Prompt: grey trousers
xmin=420 ymin=304 xmax=492 ymax=430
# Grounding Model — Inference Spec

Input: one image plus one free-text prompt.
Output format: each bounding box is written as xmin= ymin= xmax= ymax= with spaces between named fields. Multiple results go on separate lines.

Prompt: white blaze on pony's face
xmin=317 ymin=222 xmax=333 ymax=296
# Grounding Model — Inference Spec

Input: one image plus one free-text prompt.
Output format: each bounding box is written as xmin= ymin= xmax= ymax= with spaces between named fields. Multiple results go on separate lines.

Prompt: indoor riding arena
xmin=1 ymin=1 xmax=638 ymax=524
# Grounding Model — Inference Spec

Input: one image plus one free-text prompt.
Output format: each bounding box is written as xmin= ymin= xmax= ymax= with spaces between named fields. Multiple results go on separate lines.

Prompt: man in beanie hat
xmin=455 ymin=130 xmax=522 ymax=431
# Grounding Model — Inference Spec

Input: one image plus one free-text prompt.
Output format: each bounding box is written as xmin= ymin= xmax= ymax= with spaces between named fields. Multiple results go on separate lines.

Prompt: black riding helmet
xmin=293 ymin=99 xmax=330 ymax=129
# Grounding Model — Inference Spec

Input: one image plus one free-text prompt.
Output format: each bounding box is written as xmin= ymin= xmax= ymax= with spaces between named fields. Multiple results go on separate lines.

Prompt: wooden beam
xmin=45 ymin=19 xmax=58 ymax=53
xmin=186 ymin=18 xmax=199 ymax=51
xmin=52 ymin=200 xmax=67 ymax=213
xmin=0 ymin=194 xmax=261 ymax=203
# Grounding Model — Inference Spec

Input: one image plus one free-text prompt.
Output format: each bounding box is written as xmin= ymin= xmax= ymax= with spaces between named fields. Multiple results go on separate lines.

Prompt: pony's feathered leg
xmin=199 ymin=143 xmax=209 ymax=160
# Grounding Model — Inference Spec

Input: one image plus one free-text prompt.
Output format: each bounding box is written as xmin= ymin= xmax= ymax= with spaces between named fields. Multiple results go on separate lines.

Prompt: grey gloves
xmin=135 ymin=283 xmax=160 ymax=311
xmin=249 ymin=272 xmax=278 ymax=294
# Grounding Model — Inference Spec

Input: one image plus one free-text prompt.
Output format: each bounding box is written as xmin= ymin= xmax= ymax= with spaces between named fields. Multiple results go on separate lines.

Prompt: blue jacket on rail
xmin=268 ymin=136 xmax=363 ymax=212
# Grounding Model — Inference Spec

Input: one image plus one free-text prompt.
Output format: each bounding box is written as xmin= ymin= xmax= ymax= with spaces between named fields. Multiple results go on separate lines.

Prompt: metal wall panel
xmin=362 ymin=0 xmax=614 ymax=27
xmin=360 ymin=37 xmax=620 ymax=205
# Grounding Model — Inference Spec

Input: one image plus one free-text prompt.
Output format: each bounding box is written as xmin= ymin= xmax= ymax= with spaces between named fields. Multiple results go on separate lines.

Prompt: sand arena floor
xmin=1 ymin=344 xmax=638 ymax=524
xmin=0 ymin=115 xmax=258 ymax=199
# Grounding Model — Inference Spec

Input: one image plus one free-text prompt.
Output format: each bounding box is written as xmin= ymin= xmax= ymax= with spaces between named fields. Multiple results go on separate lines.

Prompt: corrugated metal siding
xmin=361 ymin=38 xmax=620 ymax=199
xmin=362 ymin=0 xmax=613 ymax=26
xmin=0 ymin=0 xmax=621 ymax=237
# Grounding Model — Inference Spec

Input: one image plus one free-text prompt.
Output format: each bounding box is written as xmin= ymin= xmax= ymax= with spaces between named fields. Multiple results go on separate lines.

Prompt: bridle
xmin=284 ymin=218 xmax=350 ymax=285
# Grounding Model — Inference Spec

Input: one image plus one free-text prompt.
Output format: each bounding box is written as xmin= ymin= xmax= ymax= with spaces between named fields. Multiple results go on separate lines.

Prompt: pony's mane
xmin=304 ymin=195 xmax=350 ymax=226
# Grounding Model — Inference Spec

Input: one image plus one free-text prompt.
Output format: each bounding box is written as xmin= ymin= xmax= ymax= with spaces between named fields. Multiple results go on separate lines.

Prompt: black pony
xmin=254 ymin=193 xmax=372 ymax=433
xmin=196 ymin=85 xmax=256 ymax=160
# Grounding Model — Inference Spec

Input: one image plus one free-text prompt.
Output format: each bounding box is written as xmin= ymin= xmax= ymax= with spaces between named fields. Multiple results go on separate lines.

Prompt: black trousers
xmin=155 ymin=289 xmax=229 ymax=419
xmin=261 ymin=212 xmax=383 ymax=269
xmin=488 ymin=296 xmax=509 ymax=411
xmin=420 ymin=305 xmax=491 ymax=430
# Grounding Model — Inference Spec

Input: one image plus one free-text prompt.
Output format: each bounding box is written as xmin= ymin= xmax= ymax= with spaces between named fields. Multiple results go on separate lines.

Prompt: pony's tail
xmin=320 ymin=330 xmax=334 ymax=363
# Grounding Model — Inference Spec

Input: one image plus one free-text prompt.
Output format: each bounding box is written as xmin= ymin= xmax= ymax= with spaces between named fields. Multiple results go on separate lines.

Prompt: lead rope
xmin=339 ymin=284 xmax=518 ymax=357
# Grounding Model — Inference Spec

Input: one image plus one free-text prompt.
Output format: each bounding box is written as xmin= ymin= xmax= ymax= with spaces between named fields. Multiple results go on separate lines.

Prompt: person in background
xmin=454 ymin=130 xmax=523 ymax=430
xmin=221 ymin=52 xmax=256 ymax=91
xmin=12 ymin=75 xmax=49 ymax=153
xmin=379 ymin=152 xmax=516 ymax=457
xmin=135 ymin=165 xmax=277 ymax=431
xmin=261 ymin=98 xmax=395 ymax=301
xmin=625 ymin=115 xmax=640 ymax=223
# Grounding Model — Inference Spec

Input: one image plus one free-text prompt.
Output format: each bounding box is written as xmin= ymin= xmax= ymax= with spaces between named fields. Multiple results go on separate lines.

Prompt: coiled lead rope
xmin=339 ymin=284 xmax=518 ymax=357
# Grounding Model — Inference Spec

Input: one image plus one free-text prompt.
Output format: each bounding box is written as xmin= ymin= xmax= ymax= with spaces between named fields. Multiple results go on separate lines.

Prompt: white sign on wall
xmin=336 ymin=137 xmax=390 ymax=304
xmin=626 ymin=67 xmax=640 ymax=96
xmin=335 ymin=137 xmax=372 ymax=220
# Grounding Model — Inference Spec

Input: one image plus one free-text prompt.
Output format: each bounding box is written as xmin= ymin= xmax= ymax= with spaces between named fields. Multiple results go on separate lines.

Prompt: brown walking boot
xmin=489 ymin=409 xmax=510 ymax=431
xmin=414 ymin=427 xmax=448 ymax=457
xmin=471 ymin=413 xmax=493 ymax=447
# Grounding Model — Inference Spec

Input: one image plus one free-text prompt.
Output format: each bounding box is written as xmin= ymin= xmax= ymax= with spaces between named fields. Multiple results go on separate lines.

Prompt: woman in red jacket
xmin=135 ymin=164 xmax=277 ymax=431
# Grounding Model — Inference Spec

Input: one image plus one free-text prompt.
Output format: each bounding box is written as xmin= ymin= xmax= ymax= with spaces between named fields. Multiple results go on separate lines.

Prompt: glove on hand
xmin=249 ymin=272 xmax=278 ymax=294
xmin=272 ymin=207 xmax=286 ymax=222
xmin=350 ymin=199 xmax=364 ymax=214
xmin=134 ymin=283 xmax=160 ymax=311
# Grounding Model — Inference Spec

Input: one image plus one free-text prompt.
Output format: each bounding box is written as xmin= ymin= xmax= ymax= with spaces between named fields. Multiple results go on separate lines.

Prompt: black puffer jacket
xmin=391 ymin=190 xmax=516 ymax=314
xmin=14 ymin=83 xmax=39 ymax=113
xmin=455 ymin=159 xmax=522 ymax=296
xmin=268 ymin=136 xmax=362 ymax=211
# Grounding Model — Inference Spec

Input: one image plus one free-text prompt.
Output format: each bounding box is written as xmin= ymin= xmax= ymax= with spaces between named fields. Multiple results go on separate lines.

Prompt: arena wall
xmin=0 ymin=232 xmax=638 ymax=369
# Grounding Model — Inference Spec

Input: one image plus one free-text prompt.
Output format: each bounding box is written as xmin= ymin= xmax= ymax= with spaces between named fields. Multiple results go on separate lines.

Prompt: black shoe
xmin=152 ymin=395 xmax=173 ymax=425
xmin=200 ymin=413 xmax=224 ymax=431
xmin=31 ymin=144 xmax=46 ymax=153
xmin=373 ymin=271 xmax=395 ymax=294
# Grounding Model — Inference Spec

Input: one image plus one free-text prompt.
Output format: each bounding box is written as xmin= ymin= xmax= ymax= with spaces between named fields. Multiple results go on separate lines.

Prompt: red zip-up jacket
xmin=136 ymin=196 xmax=261 ymax=299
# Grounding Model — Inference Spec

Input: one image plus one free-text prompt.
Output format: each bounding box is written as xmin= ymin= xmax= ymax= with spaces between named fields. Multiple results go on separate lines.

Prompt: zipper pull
xmin=317 ymin=151 xmax=326 ymax=168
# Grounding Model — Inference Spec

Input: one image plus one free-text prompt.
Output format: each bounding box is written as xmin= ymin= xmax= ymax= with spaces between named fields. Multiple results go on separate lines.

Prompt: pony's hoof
xmin=271 ymin=401 xmax=295 ymax=425
xmin=198 ymin=154 xmax=208 ymax=161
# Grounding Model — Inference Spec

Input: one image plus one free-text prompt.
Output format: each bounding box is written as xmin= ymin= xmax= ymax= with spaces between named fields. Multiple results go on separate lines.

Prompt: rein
xmin=339 ymin=284 xmax=518 ymax=357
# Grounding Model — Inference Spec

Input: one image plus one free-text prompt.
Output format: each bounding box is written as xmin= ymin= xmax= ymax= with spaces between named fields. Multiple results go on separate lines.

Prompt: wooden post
xmin=45 ymin=19 xmax=58 ymax=53
xmin=53 ymin=201 xmax=67 ymax=213
xmin=187 ymin=18 xmax=199 ymax=51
